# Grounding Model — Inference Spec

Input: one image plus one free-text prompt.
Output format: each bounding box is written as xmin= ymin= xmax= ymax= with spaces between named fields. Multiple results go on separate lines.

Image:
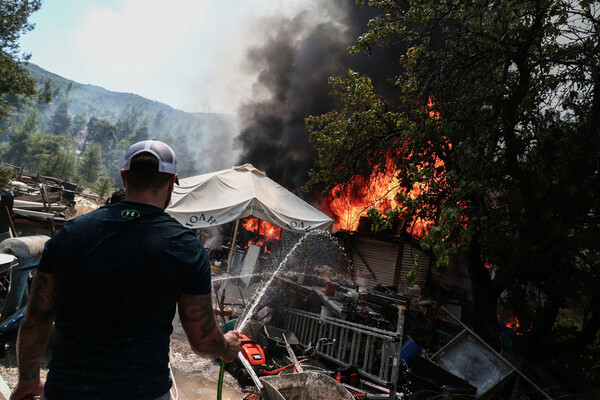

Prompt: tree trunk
xmin=465 ymin=233 xmax=503 ymax=350
xmin=528 ymin=294 xmax=560 ymax=347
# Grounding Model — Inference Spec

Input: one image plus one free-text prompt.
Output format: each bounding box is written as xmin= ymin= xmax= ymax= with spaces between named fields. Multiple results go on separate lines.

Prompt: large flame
xmin=324 ymin=96 xmax=443 ymax=237
xmin=241 ymin=217 xmax=282 ymax=253
xmin=326 ymin=155 xmax=432 ymax=237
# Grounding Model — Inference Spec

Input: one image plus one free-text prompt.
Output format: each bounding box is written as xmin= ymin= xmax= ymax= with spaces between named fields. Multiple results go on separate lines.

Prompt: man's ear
xmin=120 ymin=170 xmax=128 ymax=188
xmin=168 ymin=174 xmax=178 ymax=192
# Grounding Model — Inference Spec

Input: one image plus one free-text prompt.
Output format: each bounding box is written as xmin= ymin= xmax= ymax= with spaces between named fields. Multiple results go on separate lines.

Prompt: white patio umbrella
xmin=167 ymin=163 xmax=333 ymax=232
xmin=166 ymin=164 xmax=334 ymax=268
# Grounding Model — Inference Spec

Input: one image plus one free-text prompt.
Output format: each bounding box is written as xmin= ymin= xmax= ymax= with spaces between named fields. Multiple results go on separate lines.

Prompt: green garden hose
xmin=217 ymin=359 xmax=226 ymax=400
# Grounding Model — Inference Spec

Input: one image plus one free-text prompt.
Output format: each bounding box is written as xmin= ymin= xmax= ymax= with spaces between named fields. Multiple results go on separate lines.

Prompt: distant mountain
xmin=24 ymin=63 xmax=240 ymax=176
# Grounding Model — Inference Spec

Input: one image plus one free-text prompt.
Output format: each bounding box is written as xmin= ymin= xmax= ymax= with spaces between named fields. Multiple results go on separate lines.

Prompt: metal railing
xmin=283 ymin=307 xmax=405 ymax=389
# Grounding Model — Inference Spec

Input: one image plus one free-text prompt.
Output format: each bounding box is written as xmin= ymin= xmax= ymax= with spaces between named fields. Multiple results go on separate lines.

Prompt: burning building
xmin=221 ymin=1 xmax=444 ymax=297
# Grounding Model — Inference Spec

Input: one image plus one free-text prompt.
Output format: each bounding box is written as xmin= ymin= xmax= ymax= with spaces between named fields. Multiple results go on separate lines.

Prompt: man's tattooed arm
xmin=178 ymin=293 xmax=229 ymax=358
xmin=16 ymin=271 xmax=60 ymax=382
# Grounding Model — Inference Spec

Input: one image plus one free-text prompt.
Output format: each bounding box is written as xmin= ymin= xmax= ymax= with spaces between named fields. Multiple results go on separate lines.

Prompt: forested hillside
xmin=0 ymin=63 xmax=238 ymax=198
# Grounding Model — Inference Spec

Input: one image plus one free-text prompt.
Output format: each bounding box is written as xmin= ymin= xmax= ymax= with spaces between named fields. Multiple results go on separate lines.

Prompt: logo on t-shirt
xmin=121 ymin=209 xmax=141 ymax=219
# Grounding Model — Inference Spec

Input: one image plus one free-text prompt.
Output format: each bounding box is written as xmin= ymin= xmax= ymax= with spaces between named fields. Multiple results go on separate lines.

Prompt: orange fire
xmin=325 ymin=96 xmax=444 ymax=238
xmin=242 ymin=217 xmax=259 ymax=232
xmin=505 ymin=312 xmax=535 ymax=336
xmin=427 ymin=96 xmax=440 ymax=120
xmin=241 ymin=217 xmax=282 ymax=252
xmin=326 ymin=153 xmax=438 ymax=237
xmin=506 ymin=316 xmax=520 ymax=332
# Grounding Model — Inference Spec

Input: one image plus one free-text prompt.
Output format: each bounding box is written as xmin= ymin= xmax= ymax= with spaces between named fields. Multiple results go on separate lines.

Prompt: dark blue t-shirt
xmin=38 ymin=201 xmax=211 ymax=400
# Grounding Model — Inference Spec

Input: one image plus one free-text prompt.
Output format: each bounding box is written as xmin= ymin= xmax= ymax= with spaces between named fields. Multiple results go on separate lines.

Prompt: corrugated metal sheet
xmin=351 ymin=235 xmax=430 ymax=291
xmin=398 ymin=241 xmax=430 ymax=288
xmin=352 ymin=236 xmax=399 ymax=290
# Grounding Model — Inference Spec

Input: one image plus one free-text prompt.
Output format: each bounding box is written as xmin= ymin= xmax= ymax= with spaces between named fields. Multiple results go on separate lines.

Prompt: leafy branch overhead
xmin=306 ymin=0 xmax=600 ymax=355
xmin=0 ymin=0 xmax=42 ymax=120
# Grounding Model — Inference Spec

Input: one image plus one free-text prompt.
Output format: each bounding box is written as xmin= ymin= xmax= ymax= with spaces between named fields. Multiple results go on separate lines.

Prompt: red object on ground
xmin=325 ymin=281 xmax=340 ymax=296
xmin=239 ymin=334 xmax=266 ymax=366
xmin=260 ymin=360 xmax=307 ymax=375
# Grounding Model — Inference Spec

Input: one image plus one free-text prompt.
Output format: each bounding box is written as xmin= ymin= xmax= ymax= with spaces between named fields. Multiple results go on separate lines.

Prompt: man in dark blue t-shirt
xmin=10 ymin=140 xmax=240 ymax=400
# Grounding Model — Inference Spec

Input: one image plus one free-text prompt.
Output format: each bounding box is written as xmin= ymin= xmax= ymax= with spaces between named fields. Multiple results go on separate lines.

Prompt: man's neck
xmin=124 ymin=190 xmax=169 ymax=210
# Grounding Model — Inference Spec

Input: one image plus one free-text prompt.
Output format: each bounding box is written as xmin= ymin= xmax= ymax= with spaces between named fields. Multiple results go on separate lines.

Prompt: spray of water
xmin=212 ymin=274 xmax=258 ymax=282
xmin=235 ymin=229 xmax=328 ymax=332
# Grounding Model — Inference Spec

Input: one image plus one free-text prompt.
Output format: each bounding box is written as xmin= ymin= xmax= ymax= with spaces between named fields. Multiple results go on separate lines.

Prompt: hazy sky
xmin=19 ymin=0 xmax=317 ymax=115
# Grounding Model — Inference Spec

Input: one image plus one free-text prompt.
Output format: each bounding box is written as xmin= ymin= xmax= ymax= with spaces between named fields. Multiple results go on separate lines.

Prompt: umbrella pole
xmin=226 ymin=219 xmax=240 ymax=273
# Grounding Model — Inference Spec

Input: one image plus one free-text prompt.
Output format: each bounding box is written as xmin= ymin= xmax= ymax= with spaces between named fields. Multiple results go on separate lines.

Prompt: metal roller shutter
xmin=398 ymin=241 xmax=430 ymax=288
xmin=352 ymin=236 xmax=399 ymax=291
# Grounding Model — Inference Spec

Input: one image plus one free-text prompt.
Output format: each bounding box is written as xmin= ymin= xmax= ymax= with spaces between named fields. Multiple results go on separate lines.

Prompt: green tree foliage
xmin=2 ymin=58 xmax=235 ymax=193
xmin=21 ymin=63 xmax=238 ymax=177
xmin=86 ymin=116 xmax=117 ymax=154
xmin=152 ymin=109 xmax=165 ymax=132
xmin=37 ymin=78 xmax=52 ymax=104
xmin=69 ymin=111 xmax=87 ymax=139
xmin=106 ymin=140 xmax=130 ymax=188
xmin=105 ymin=108 xmax=151 ymax=183
xmin=47 ymin=99 xmax=72 ymax=135
xmin=39 ymin=147 xmax=76 ymax=181
xmin=115 ymin=106 xmax=142 ymax=142
xmin=78 ymin=142 xmax=103 ymax=184
xmin=0 ymin=0 xmax=41 ymax=120
xmin=4 ymin=108 xmax=39 ymax=166
xmin=307 ymin=0 xmax=600 ymax=356
xmin=28 ymin=132 xmax=69 ymax=172
xmin=92 ymin=176 xmax=113 ymax=199
xmin=85 ymin=116 xmax=123 ymax=183
xmin=162 ymin=132 xmax=197 ymax=178
xmin=2 ymin=104 xmax=79 ymax=179
xmin=0 ymin=167 xmax=13 ymax=190
xmin=131 ymin=125 xmax=149 ymax=144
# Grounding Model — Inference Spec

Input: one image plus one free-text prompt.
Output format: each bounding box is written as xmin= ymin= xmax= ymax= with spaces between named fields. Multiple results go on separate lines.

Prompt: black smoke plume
xmin=234 ymin=1 xmax=401 ymax=198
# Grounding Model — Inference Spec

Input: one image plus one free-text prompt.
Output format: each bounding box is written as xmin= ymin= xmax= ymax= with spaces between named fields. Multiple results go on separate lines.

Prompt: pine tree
xmin=48 ymin=100 xmax=72 ymax=135
xmin=0 ymin=0 xmax=42 ymax=120
xmin=78 ymin=143 xmax=103 ymax=184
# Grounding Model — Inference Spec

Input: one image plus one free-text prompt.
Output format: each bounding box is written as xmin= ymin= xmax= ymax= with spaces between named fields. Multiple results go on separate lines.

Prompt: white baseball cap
xmin=122 ymin=140 xmax=178 ymax=183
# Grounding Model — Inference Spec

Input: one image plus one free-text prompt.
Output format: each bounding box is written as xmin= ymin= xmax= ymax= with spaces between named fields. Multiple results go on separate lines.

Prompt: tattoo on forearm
xmin=17 ymin=322 xmax=48 ymax=381
xmin=193 ymin=338 xmax=225 ymax=355
xmin=16 ymin=272 xmax=59 ymax=382
xmin=179 ymin=294 xmax=227 ymax=357
xmin=179 ymin=294 xmax=217 ymax=336
xmin=29 ymin=272 xmax=60 ymax=322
